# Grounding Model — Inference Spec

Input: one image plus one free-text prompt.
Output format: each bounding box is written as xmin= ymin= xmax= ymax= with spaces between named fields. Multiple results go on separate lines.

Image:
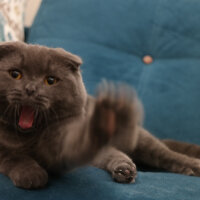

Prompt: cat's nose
xmin=26 ymin=89 xmax=35 ymax=96
xmin=25 ymin=84 xmax=36 ymax=96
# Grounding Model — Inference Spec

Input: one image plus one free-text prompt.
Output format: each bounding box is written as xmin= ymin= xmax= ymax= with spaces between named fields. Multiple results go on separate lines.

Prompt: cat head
xmin=0 ymin=41 xmax=87 ymax=132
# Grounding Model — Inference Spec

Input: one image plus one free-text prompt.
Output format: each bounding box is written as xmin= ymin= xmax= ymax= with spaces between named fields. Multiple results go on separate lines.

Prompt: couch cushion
xmin=28 ymin=0 xmax=200 ymax=144
xmin=0 ymin=167 xmax=200 ymax=200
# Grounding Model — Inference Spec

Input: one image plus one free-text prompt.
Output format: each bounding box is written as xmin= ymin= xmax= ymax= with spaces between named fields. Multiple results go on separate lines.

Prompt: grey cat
xmin=0 ymin=42 xmax=200 ymax=189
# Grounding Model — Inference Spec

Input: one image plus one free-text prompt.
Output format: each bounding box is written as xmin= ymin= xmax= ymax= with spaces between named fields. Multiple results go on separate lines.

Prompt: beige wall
xmin=25 ymin=0 xmax=42 ymax=27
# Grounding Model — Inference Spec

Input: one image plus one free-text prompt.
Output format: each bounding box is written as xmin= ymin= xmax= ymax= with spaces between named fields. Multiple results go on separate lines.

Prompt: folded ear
xmin=0 ymin=41 xmax=24 ymax=59
xmin=55 ymin=48 xmax=83 ymax=71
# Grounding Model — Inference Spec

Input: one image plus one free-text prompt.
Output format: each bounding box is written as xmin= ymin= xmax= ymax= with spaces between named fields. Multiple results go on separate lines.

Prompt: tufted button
xmin=143 ymin=55 xmax=153 ymax=64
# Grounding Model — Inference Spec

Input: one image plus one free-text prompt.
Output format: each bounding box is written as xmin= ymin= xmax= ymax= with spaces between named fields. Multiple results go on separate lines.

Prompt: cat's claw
xmin=112 ymin=162 xmax=137 ymax=183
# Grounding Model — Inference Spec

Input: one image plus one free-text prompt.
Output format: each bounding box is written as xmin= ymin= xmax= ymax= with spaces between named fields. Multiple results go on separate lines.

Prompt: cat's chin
xmin=16 ymin=124 xmax=36 ymax=134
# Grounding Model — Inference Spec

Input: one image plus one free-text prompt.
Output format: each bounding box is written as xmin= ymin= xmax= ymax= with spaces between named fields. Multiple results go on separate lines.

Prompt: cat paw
xmin=181 ymin=167 xmax=196 ymax=176
xmin=169 ymin=159 xmax=200 ymax=177
xmin=9 ymin=164 xmax=48 ymax=189
xmin=112 ymin=162 xmax=137 ymax=183
xmin=185 ymin=160 xmax=200 ymax=176
xmin=91 ymin=81 xmax=139 ymax=144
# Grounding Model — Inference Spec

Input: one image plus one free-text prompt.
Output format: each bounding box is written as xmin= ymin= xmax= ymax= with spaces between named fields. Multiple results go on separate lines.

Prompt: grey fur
xmin=0 ymin=41 xmax=200 ymax=189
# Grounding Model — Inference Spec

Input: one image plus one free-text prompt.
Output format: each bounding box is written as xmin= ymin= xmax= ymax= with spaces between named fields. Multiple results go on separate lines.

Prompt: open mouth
xmin=18 ymin=105 xmax=35 ymax=130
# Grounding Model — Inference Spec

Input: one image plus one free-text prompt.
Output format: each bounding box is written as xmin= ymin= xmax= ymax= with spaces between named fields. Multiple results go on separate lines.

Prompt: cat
xmin=0 ymin=41 xmax=200 ymax=189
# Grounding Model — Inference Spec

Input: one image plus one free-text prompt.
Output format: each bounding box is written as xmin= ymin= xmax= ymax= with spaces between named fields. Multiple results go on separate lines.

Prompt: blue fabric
xmin=28 ymin=0 xmax=200 ymax=144
xmin=0 ymin=167 xmax=199 ymax=200
xmin=14 ymin=0 xmax=200 ymax=199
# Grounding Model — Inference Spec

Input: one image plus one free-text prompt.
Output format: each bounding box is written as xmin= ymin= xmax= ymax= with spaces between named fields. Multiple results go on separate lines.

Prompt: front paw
xmin=91 ymin=81 xmax=139 ymax=146
xmin=112 ymin=161 xmax=137 ymax=183
xmin=9 ymin=164 xmax=48 ymax=189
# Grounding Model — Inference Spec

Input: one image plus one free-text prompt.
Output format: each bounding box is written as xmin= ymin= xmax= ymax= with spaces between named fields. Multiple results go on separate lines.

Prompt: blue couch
xmin=1 ymin=0 xmax=200 ymax=199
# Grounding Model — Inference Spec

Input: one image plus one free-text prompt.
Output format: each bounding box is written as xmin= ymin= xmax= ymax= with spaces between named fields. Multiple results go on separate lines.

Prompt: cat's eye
xmin=44 ymin=76 xmax=58 ymax=86
xmin=9 ymin=70 xmax=22 ymax=80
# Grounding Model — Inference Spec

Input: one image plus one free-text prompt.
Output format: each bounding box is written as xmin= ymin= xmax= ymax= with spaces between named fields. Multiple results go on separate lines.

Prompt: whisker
xmin=10 ymin=99 xmax=21 ymax=102
xmin=3 ymin=104 xmax=12 ymax=118
xmin=35 ymin=102 xmax=46 ymax=108
xmin=34 ymin=105 xmax=39 ymax=122
xmin=14 ymin=104 xmax=18 ymax=131
xmin=42 ymin=110 xmax=50 ymax=134
xmin=36 ymin=95 xmax=48 ymax=100
xmin=8 ymin=94 xmax=22 ymax=97
xmin=10 ymin=89 xmax=21 ymax=92
xmin=13 ymin=104 xmax=23 ymax=145
xmin=35 ymin=96 xmax=48 ymax=102
xmin=49 ymin=107 xmax=60 ymax=123
xmin=35 ymin=105 xmax=43 ymax=128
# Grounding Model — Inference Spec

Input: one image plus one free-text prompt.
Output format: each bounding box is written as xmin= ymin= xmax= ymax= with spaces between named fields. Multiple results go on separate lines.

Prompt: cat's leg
xmin=92 ymin=146 xmax=137 ymax=183
xmin=57 ymin=82 xmax=141 ymax=169
xmin=92 ymin=81 xmax=142 ymax=153
xmin=162 ymin=139 xmax=200 ymax=159
xmin=90 ymin=82 xmax=141 ymax=183
xmin=0 ymin=150 xmax=48 ymax=189
xmin=133 ymin=127 xmax=200 ymax=176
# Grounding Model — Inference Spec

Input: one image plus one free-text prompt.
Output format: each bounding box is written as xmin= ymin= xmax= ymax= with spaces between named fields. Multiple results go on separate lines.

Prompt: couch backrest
xmin=28 ymin=0 xmax=200 ymax=144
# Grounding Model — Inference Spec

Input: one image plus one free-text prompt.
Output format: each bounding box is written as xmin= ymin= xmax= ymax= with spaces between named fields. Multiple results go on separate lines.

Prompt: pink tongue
xmin=18 ymin=106 xmax=35 ymax=130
